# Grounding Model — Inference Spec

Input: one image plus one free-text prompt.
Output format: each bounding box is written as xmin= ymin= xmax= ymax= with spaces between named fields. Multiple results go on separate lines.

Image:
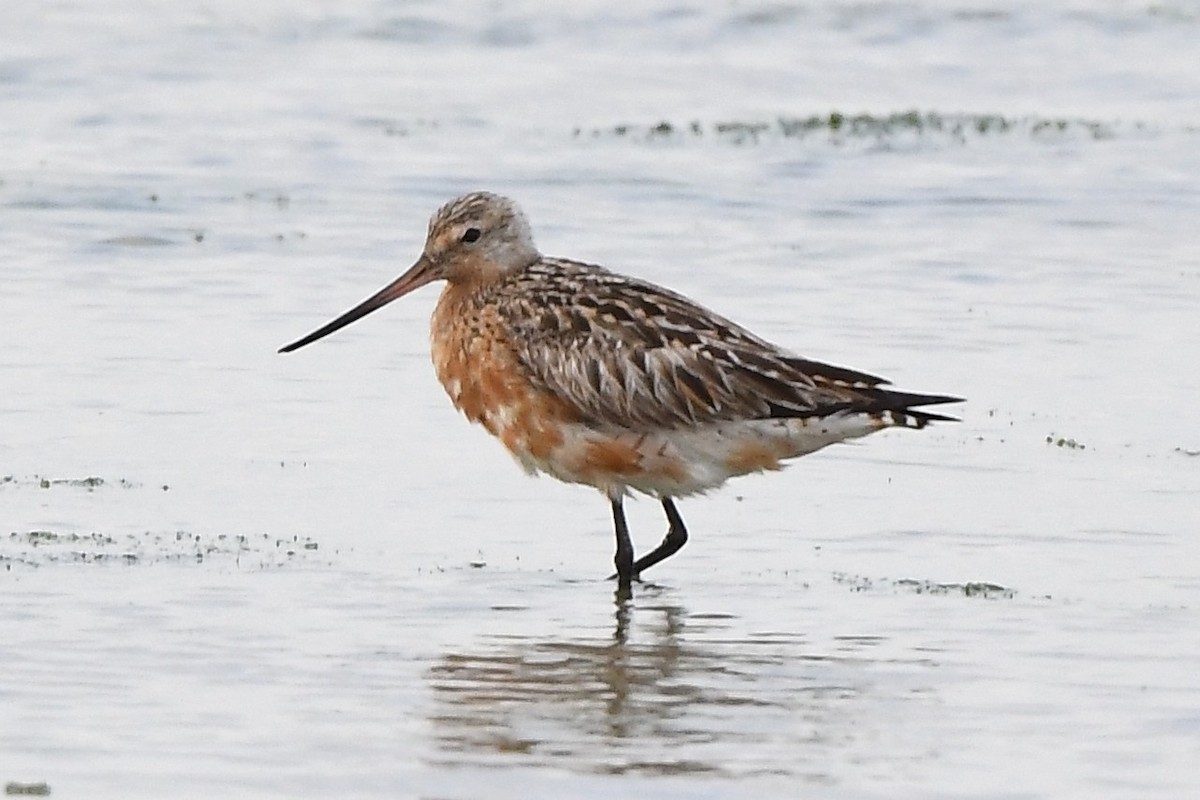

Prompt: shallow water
xmin=2 ymin=2 xmax=1199 ymax=798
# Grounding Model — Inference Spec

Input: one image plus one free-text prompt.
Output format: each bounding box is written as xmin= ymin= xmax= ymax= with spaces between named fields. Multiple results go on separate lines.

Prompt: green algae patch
xmin=1046 ymin=434 xmax=1087 ymax=450
xmin=833 ymin=572 xmax=1015 ymax=599
xmin=2 ymin=474 xmax=141 ymax=491
xmin=577 ymin=110 xmax=1141 ymax=145
xmin=3 ymin=530 xmax=324 ymax=569
xmin=895 ymin=579 xmax=1016 ymax=599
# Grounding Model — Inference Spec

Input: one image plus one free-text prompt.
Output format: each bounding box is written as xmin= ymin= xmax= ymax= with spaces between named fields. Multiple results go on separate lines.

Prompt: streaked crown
xmin=424 ymin=192 xmax=540 ymax=282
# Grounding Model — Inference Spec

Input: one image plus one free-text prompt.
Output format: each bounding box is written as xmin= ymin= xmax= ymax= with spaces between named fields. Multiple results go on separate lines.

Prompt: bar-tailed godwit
xmin=280 ymin=192 xmax=961 ymax=590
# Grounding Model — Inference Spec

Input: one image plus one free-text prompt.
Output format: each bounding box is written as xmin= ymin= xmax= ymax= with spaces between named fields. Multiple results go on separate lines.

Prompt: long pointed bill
xmin=278 ymin=256 xmax=438 ymax=353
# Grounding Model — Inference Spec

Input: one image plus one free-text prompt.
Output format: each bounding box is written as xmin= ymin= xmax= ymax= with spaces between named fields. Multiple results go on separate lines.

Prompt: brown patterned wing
xmin=494 ymin=259 xmax=897 ymax=431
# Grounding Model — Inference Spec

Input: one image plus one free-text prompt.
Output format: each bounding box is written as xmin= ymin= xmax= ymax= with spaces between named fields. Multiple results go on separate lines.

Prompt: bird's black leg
xmin=630 ymin=497 xmax=689 ymax=577
xmin=611 ymin=496 xmax=634 ymax=589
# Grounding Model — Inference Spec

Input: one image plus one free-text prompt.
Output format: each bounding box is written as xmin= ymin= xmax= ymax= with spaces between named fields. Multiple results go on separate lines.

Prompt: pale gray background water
xmin=2 ymin=2 xmax=1198 ymax=798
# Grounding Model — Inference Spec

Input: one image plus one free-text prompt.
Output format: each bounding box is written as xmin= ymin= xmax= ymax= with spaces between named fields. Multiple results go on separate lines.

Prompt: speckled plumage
xmin=281 ymin=191 xmax=961 ymax=589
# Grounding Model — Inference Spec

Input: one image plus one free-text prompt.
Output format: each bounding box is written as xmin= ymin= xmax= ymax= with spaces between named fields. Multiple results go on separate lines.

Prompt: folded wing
xmin=497 ymin=259 xmax=960 ymax=431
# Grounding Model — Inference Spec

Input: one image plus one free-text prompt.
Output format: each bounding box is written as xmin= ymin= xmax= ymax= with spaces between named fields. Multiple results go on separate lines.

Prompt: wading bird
xmin=280 ymin=192 xmax=960 ymax=592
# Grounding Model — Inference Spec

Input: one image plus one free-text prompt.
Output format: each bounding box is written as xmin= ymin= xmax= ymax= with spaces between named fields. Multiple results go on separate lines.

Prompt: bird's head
xmin=278 ymin=191 xmax=538 ymax=353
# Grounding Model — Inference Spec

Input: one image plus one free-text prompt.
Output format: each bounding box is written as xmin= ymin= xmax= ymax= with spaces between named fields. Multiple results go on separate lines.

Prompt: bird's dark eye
xmin=461 ymin=227 xmax=481 ymax=243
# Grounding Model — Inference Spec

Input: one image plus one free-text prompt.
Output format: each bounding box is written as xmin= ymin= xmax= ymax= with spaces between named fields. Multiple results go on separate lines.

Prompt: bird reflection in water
xmin=426 ymin=598 xmax=934 ymax=778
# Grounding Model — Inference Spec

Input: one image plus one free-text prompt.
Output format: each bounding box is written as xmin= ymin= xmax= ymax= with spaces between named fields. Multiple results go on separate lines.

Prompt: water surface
xmin=2 ymin=2 xmax=1198 ymax=798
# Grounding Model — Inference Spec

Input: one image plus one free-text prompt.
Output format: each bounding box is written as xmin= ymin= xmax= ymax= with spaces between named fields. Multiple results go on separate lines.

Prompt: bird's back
xmin=486 ymin=257 xmax=958 ymax=433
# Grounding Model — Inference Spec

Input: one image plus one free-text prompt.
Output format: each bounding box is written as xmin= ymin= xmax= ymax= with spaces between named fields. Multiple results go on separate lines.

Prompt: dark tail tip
xmin=876 ymin=391 xmax=962 ymax=428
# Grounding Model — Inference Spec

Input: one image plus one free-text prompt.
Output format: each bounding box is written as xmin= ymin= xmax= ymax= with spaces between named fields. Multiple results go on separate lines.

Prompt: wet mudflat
xmin=3 ymin=2 xmax=1198 ymax=798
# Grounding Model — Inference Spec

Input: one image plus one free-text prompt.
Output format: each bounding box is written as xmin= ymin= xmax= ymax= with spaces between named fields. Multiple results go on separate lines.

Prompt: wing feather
xmin=495 ymin=258 xmax=958 ymax=430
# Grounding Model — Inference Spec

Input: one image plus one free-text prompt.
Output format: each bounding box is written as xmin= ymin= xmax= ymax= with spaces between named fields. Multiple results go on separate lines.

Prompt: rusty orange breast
xmin=430 ymin=284 xmax=579 ymax=463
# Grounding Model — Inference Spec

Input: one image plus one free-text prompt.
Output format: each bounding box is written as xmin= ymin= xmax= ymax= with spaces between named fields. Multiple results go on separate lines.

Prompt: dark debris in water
xmin=2 ymin=530 xmax=323 ymax=570
xmin=833 ymin=572 xmax=1015 ymax=599
xmin=358 ymin=116 xmax=443 ymax=138
xmin=896 ymin=579 xmax=1015 ymax=599
xmin=1 ymin=474 xmax=155 ymax=491
xmin=99 ymin=234 xmax=175 ymax=247
xmin=1045 ymin=434 xmax=1087 ymax=450
xmin=576 ymin=110 xmax=1144 ymax=145
xmin=4 ymin=782 xmax=51 ymax=797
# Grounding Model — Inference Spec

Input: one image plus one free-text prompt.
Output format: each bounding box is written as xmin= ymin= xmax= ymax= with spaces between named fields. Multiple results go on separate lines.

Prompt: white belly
xmin=516 ymin=412 xmax=889 ymax=499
